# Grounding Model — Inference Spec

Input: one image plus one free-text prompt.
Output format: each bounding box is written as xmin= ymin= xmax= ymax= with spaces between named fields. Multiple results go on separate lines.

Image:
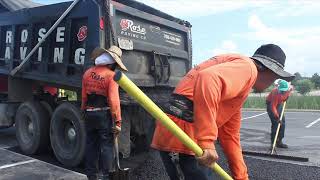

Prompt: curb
xmin=243 ymin=108 xmax=320 ymax=112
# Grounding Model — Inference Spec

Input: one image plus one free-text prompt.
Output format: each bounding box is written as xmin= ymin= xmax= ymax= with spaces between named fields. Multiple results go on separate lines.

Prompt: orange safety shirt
xmin=152 ymin=54 xmax=258 ymax=180
xmin=266 ymin=88 xmax=291 ymax=119
xmin=81 ymin=66 xmax=121 ymax=126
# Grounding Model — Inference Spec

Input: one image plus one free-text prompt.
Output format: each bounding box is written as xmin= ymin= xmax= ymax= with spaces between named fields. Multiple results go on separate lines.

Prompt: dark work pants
xmin=266 ymin=102 xmax=286 ymax=143
xmin=85 ymin=110 xmax=114 ymax=179
xmin=159 ymin=151 xmax=213 ymax=180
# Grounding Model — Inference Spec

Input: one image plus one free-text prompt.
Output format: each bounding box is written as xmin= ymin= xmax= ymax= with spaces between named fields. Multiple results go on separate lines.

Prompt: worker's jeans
xmin=266 ymin=102 xmax=286 ymax=143
xmin=85 ymin=110 xmax=114 ymax=179
xmin=159 ymin=151 xmax=213 ymax=180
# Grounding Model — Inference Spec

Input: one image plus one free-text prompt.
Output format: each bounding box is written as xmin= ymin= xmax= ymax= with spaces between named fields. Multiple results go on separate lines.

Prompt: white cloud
xmin=236 ymin=14 xmax=320 ymax=76
xmin=248 ymin=14 xmax=267 ymax=30
xmin=213 ymin=40 xmax=238 ymax=55
xmin=274 ymin=1 xmax=320 ymax=17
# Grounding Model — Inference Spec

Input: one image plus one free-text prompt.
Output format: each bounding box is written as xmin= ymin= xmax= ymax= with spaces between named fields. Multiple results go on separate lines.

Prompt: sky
xmin=33 ymin=0 xmax=320 ymax=77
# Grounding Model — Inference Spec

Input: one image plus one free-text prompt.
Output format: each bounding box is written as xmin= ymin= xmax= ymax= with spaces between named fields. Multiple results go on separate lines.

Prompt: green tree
xmin=295 ymin=79 xmax=314 ymax=95
xmin=292 ymin=72 xmax=302 ymax=86
xmin=311 ymin=73 xmax=320 ymax=89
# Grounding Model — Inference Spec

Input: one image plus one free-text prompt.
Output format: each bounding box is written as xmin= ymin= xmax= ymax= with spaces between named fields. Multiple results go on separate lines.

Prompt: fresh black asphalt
xmin=0 ymin=110 xmax=319 ymax=180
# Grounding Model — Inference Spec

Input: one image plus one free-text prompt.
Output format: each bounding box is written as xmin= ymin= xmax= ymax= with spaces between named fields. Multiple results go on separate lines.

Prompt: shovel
xmin=270 ymin=101 xmax=287 ymax=155
xmin=109 ymin=134 xmax=130 ymax=180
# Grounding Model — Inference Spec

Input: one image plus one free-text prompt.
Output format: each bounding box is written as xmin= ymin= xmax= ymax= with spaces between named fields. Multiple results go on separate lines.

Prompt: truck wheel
xmin=50 ymin=102 xmax=85 ymax=167
xmin=15 ymin=101 xmax=50 ymax=154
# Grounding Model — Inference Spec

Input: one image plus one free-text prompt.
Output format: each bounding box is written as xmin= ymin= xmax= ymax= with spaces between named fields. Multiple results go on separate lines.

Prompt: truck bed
xmin=0 ymin=0 xmax=192 ymax=90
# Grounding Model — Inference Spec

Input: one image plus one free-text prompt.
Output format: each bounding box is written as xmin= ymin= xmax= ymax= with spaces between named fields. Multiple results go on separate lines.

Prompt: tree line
xmin=291 ymin=72 xmax=320 ymax=95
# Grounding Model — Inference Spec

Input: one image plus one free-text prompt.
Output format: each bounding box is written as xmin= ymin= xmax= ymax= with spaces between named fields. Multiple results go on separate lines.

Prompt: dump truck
xmin=0 ymin=0 xmax=192 ymax=167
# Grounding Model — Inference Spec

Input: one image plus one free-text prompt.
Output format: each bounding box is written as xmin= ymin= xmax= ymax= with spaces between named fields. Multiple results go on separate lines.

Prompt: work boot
xmin=276 ymin=141 xmax=288 ymax=148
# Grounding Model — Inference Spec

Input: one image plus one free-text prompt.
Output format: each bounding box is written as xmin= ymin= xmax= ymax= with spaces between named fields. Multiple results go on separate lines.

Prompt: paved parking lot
xmin=0 ymin=148 xmax=86 ymax=180
xmin=241 ymin=110 xmax=320 ymax=166
xmin=0 ymin=128 xmax=86 ymax=180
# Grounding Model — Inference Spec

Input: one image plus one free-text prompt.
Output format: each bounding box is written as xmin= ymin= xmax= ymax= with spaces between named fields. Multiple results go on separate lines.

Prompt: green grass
xmin=243 ymin=96 xmax=320 ymax=109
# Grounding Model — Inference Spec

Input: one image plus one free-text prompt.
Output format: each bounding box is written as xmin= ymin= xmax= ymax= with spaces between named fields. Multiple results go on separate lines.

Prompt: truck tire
xmin=15 ymin=101 xmax=50 ymax=154
xmin=50 ymin=102 xmax=85 ymax=167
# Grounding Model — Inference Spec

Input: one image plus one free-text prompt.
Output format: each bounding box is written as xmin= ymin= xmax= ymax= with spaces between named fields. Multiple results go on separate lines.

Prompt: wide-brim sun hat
xmin=251 ymin=44 xmax=295 ymax=81
xmin=91 ymin=46 xmax=128 ymax=71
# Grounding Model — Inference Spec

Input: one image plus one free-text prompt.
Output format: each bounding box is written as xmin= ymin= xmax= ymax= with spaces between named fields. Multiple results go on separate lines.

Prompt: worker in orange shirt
xmin=81 ymin=46 xmax=128 ymax=180
xmin=266 ymin=79 xmax=293 ymax=148
xmin=152 ymin=44 xmax=294 ymax=180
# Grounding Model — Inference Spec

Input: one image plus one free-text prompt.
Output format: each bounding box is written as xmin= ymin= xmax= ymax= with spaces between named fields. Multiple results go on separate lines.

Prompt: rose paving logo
xmin=120 ymin=19 xmax=130 ymax=30
xmin=77 ymin=26 xmax=87 ymax=42
xmin=120 ymin=19 xmax=146 ymax=35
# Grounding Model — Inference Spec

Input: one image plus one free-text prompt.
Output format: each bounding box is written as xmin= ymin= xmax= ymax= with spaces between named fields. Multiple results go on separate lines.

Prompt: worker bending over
xmin=266 ymin=79 xmax=293 ymax=148
xmin=152 ymin=44 xmax=294 ymax=180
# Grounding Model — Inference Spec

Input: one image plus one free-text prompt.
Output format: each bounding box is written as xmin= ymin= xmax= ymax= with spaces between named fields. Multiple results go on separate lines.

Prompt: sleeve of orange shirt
xmin=218 ymin=110 xmax=248 ymax=180
xmin=81 ymin=74 xmax=87 ymax=110
xmin=193 ymin=59 xmax=255 ymax=150
xmin=107 ymin=77 xmax=122 ymax=127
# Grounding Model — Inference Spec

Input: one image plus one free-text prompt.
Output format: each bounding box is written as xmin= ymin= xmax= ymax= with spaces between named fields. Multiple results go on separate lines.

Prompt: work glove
xmin=112 ymin=125 xmax=121 ymax=136
xmin=276 ymin=118 xmax=282 ymax=124
xmin=196 ymin=148 xmax=219 ymax=167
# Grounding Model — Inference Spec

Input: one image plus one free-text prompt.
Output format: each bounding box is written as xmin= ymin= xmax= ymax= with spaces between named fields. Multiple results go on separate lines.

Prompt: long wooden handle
xmin=114 ymin=72 xmax=233 ymax=180
xmin=271 ymin=101 xmax=287 ymax=154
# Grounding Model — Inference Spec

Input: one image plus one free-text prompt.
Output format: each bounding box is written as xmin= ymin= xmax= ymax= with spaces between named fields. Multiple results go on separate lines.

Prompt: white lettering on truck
xmin=20 ymin=47 xmax=27 ymax=59
xmin=20 ymin=29 xmax=28 ymax=59
xmin=74 ymin=48 xmax=85 ymax=65
xmin=21 ymin=29 xmax=28 ymax=42
xmin=38 ymin=28 xmax=46 ymax=41
xmin=38 ymin=28 xmax=46 ymax=62
xmin=6 ymin=31 xmax=12 ymax=43
xmin=5 ymin=47 xmax=10 ymax=59
xmin=54 ymin=27 xmax=65 ymax=63
xmin=5 ymin=31 xmax=12 ymax=59
xmin=2 ymin=26 xmax=87 ymax=64
xmin=38 ymin=47 xmax=42 ymax=62
xmin=56 ymin=27 xmax=65 ymax=42
xmin=54 ymin=48 xmax=64 ymax=63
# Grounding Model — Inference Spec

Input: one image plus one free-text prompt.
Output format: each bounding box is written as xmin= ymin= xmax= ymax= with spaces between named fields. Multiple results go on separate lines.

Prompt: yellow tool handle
xmin=271 ymin=101 xmax=287 ymax=154
xmin=114 ymin=72 xmax=233 ymax=180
